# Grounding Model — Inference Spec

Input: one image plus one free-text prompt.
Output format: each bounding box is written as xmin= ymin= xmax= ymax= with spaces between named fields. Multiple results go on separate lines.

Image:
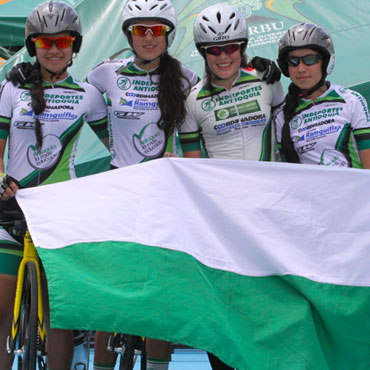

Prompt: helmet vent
xmin=41 ymin=15 xmax=48 ymax=27
xmin=54 ymin=15 xmax=60 ymax=27
xmin=150 ymin=4 xmax=159 ymax=10
xmin=199 ymin=23 xmax=207 ymax=34
xmin=216 ymin=12 xmax=221 ymax=23
xmin=230 ymin=12 xmax=236 ymax=20
xmin=60 ymin=8 xmax=66 ymax=22
xmin=234 ymin=19 xmax=240 ymax=30
xmin=208 ymin=26 xmax=217 ymax=35
xmin=134 ymin=4 xmax=142 ymax=11
xmin=301 ymin=31 xmax=309 ymax=40
xmin=225 ymin=24 xmax=231 ymax=33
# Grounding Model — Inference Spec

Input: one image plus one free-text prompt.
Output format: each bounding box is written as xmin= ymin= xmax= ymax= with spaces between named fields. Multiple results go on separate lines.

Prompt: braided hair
xmin=29 ymin=61 xmax=46 ymax=151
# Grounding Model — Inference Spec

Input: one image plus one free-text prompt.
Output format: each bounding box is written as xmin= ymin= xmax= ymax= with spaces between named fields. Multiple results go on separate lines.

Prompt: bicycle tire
xmin=18 ymin=261 xmax=38 ymax=370
xmin=119 ymin=335 xmax=137 ymax=370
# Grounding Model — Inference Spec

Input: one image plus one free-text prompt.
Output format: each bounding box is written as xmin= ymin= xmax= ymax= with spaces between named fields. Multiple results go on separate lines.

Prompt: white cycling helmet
xmin=194 ymin=4 xmax=248 ymax=56
xmin=278 ymin=22 xmax=335 ymax=77
xmin=25 ymin=1 xmax=82 ymax=57
xmin=122 ymin=0 xmax=177 ymax=47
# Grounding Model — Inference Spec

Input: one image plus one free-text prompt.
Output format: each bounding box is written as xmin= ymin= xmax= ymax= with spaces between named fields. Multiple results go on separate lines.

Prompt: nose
xmin=48 ymin=43 xmax=60 ymax=52
xmin=296 ymin=59 xmax=307 ymax=71
xmin=144 ymin=30 xmax=154 ymax=40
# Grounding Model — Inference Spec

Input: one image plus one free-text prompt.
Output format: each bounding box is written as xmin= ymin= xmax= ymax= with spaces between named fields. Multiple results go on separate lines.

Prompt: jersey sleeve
xmin=0 ymin=81 xmax=13 ymax=140
xmin=271 ymin=81 xmax=285 ymax=108
xmin=84 ymin=84 xmax=109 ymax=139
xmin=86 ymin=61 xmax=109 ymax=93
xmin=179 ymin=92 xmax=201 ymax=153
xmin=350 ymin=90 xmax=370 ymax=151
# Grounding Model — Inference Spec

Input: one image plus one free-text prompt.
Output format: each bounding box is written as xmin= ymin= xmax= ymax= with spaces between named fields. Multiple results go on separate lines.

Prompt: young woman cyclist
xmin=87 ymin=1 xmax=198 ymax=368
xmin=0 ymin=2 xmax=109 ymax=369
xmin=275 ymin=22 xmax=370 ymax=168
xmin=178 ymin=4 xmax=284 ymax=370
xmin=179 ymin=3 xmax=284 ymax=164
xmin=86 ymin=0 xmax=281 ymax=368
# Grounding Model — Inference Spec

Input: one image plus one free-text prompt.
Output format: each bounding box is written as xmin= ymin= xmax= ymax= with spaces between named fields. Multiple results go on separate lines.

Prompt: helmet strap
xmin=39 ymin=59 xmax=73 ymax=81
xmin=297 ymin=78 xmax=328 ymax=98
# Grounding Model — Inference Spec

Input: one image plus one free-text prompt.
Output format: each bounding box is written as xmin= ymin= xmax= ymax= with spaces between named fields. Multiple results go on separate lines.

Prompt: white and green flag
xmin=16 ymin=158 xmax=370 ymax=370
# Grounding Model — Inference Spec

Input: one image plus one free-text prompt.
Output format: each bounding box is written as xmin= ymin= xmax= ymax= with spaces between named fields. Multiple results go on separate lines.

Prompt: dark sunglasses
xmin=203 ymin=43 xmax=242 ymax=56
xmin=287 ymin=54 xmax=322 ymax=67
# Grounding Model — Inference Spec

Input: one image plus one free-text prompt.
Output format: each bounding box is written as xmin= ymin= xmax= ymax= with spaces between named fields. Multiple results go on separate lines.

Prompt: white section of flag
xmin=16 ymin=158 xmax=370 ymax=286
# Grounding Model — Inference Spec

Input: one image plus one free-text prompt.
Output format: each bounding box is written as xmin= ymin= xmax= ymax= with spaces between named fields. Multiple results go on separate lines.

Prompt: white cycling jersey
xmin=274 ymin=83 xmax=370 ymax=167
xmin=87 ymin=56 xmax=198 ymax=167
xmin=179 ymin=67 xmax=284 ymax=161
xmin=0 ymin=75 xmax=108 ymax=187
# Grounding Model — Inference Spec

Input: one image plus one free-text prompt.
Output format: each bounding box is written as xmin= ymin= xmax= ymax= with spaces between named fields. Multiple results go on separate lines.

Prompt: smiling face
xmin=35 ymin=32 xmax=73 ymax=81
xmin=288 ymin=48 xmax=323 ymax=91
xmin=205 ymin=43 xmax=242 ymax=89
xmin=130 ymin=21 xmax=168 ymax=70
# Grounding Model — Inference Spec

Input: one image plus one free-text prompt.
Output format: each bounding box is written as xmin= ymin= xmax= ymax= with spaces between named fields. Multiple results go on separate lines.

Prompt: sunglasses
xmin=203 ymin=43 xmax=242 ymax=56
xmin=32 ymin=36 xmax=75 ymax=49
xmin=127 ymin=24 xmax=171 ymax=37
xmin=287 ymin=54 xmax=322 ymax=67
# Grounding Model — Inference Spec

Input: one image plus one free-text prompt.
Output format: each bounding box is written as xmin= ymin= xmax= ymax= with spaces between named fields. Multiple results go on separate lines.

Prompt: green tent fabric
xmin=1 ymin=0 xmax=370 ymax=173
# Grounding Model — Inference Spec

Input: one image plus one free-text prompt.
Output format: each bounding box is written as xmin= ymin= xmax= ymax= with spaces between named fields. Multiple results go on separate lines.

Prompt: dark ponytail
xmin=281 ymin=83 xmax=301 ymax=163
xmin=29 ymin=61 xmax=46 ymax=150
xmin=157 ymin=52 xmax=190 ymax=137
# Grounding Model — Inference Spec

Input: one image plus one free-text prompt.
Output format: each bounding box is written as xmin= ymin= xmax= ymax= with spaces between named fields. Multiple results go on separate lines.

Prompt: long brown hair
xmin=156 ymin=52 xmax=191 ymax=137
xmin=29 ymin=61 xmax=46 ymax=150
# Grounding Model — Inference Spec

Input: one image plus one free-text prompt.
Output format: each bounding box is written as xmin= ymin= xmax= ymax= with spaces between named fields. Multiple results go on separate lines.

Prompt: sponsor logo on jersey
xmin=114 ymin=111 xmax=145 ymax=119
xmin=214 ymin=100 xmax=261 ymax=122
xmin=294 ymin=135 xmax=305 ymax=142
xmin=117 ymin=77 xmax=131 ymax=90
xmin=125 ymin=92 xmax=158 ymax=99
xmin=215 ymin=86 xmax=262 ymax=106
xmin=14 ymin=121 xmax=38 ymax=129
xmin=306 ymin=125 xmax=341 ymax=141
xmin=27 ymin=134 xmax=62 ymax=170
xmin=201 ymin=99 xmax=216 ymax=111
xmin=20 ymin=91 xmax=31 ymax=102
xmin=45 ymin=105 xmax=75 ymax=110
xmin=132 ymin=122 xmax=165 ymax=158
xmin=291 ymin=116 xmax=303 ymax=129
xmin=119 ymin=98 xmax=159 ymax=110
xmin=320 ymin=149 xmax=347 ymax=167
xmin=298 ymin=119 xmax=335 ymax=133
xmin=214 ymin=119 xmax=241 ymax=134
xmin=297 ymin=142 xmax=316 ymax=154
xmin=240 ymin=113 xmax=266 ymax=126
xmin=39 ymin=112 xmax=78 ymax=121
xmin=20 ymin=108 xmax=33 ymax=117
xmin=44 ymin=94 xmax=83 ymax=104
xmin=302 ymin=108 xmax=342 ymax=123
xmin=119 ymin=98 xmax=133 ymax=107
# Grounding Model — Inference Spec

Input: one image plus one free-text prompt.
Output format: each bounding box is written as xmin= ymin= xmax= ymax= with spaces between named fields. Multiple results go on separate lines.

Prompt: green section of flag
xmin=38 ymin=241 xmax=370 ymax=370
